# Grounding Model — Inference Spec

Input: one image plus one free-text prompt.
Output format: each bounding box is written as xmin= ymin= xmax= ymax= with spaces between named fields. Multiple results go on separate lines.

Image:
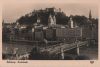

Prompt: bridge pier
xmin=77 ymin=44 xmax=80 ymax=56
xmin=61 ymin=48 xmax=64 ymax=60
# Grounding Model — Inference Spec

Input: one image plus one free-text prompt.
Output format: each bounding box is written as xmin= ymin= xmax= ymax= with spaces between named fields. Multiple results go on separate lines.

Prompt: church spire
xmin=89 ymin=10 xmax=92 ymax=20
xmin=48 ymin=14 xmax=56 ymax=26
xmin=37 ymin=14 xmax=40 ymax=24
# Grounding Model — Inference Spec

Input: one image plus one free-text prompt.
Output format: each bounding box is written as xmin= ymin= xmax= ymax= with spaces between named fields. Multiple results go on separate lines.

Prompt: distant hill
xmin=17 ymin=8 xmax=98 ymax=27
xmin=17 ymin=8 xmax=69 ymax=25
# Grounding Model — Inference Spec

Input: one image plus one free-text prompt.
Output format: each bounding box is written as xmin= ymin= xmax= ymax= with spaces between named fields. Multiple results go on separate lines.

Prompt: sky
xmin=3 ymin=1 xmax=98 ymax=23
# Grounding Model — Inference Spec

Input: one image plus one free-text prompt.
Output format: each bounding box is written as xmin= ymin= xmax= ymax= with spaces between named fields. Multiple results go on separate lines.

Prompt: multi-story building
xmin=56 ymin=27 xmax=82 ymax=43
xmin=45 ymin=28 xmax=56 ymax=41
